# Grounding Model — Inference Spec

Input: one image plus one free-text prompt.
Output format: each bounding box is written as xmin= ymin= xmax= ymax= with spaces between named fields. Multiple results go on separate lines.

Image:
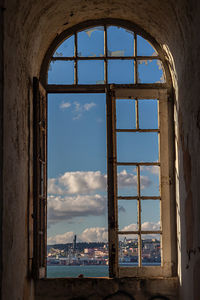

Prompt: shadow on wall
xmin=104 ymin=290 xmax=134 ymax=299
xmin=150 ymin=296 xmax=170 ymax=300
xmin=69 ymin=291 xmax=170 ymax=300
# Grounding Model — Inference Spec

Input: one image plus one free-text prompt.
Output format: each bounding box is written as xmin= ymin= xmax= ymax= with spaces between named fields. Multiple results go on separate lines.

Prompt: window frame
xmin=108 ymin=87 xmax=174 ymax=278
xmin=33 ymin=78 xmax=47 ymax=279
xmin=34 ymin=19 xmax=176 ymax=279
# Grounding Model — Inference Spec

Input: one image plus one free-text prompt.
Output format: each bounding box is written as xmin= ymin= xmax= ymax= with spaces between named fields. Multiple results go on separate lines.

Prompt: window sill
xmin=35 ymin=276 xmax=179 ymax=300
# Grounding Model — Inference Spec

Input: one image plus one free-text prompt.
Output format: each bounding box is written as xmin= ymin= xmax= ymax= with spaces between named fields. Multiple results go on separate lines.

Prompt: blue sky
xmin=47 ymin=26 xmax=164 ymax=244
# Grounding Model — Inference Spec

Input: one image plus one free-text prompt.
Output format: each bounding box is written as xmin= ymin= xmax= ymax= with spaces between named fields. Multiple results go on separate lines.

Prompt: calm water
xmin=47 ymin=263 xmax=160 ymax=278
xmin=47 ymin=265 xmax=109 ymax=278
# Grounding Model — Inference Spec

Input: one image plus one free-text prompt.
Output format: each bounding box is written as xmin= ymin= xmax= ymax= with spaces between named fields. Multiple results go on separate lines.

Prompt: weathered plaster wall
xmin=2 ymin=0 xmax=200 ymax=299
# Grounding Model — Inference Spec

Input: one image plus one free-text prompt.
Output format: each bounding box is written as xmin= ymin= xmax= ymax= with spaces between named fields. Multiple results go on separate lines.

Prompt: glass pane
xmin=139 ymin=100 xmax=158 ymax=129
xmin=138 ymin=59 xmax=165 ymax=83
xmin=48 ymin=61 xmax=74 ymax=84
xmin=78 ymin=27 xmax=104 ymax=57
xmin=142 ymin=234 xmax=161 ymax=266
xmin=117 ymin=166 xmax=137 ymax=196
xmin=118 ymin=200 xmax=138 ymax=231
xmin=108 ymin=60 xmax=134 ymax=84
xmin=78 ymin=60 xmax=104 ymax=84
xmin=137 ymin=35 xmax=157 ymax=56
xmin=117 ymin=132 xmax=159 ymax=162
xmin=119 ymin=235 xmax=138 ymax=266
xmin=116 ymin=99 xmax=136 ymax=129
xmin=107 ymin=26 xmax=134 ymax=56
xmin=140 ymin=166 xmax=160 ymax=196
xmin=53 ymin=35 xmax=74 ymax=57
xmin=141 ymin=200 xmax=160 ymax=230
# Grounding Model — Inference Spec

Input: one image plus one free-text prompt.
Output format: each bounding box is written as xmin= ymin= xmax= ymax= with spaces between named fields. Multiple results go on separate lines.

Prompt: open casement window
xmin=36 ymin=21 xmax=176 ymax=279
xmin=107 ymin=87 xmax=173 ymax=277
xmin=33 ymin=77 xmax=47 ymax=279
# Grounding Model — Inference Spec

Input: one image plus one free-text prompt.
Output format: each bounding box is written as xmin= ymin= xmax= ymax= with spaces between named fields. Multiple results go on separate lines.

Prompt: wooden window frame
xmin=33 ymin=83 xmax=176 ymax=279
xmin=33 ymin=78 xmax=47 ymax=279
xmin=33 ymin=19 xmax=177 ymax=279
xmin=107 ymin=87 xmax=175 ymax=278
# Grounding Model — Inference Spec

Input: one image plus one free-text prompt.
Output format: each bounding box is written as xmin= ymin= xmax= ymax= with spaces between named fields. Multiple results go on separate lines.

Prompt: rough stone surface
xmin=2 ymin=0 xmax=200 ymax=299
xmin=35 ymin=278 xmax=179 ymax=300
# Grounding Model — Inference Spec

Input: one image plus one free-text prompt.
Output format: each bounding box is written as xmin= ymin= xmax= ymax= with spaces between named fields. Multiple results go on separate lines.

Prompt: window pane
xmin=78 ymin=60 xmax=104 ymax=84
xmin=119 ymin=235 xmax=138 ymax=266
xmin=137 ymin=35 xmax=157 ymax=56
xmin=117 ymin=132 xmax=159 ymax=162
xmin=48 ymin=61 xmax=74 ymax=84
xmin=107 ymin=26 xmax=134 ymax=56
xmin=141 ymin=200 xmax=160 ymax=230
xmin=140 ymin=166 xmax=160 ymax=196
xmin=116 ymin=99 xmax=136 ymax=129
xmin=53 ymin=35 xmax=74 ymax=57
xmin=139 ymin=100 xmax=158 ymax=129
xmin=142 ymin=234 xmax=161 ymax=266
xmin=108 ymin=60 xmax=134 ymax=84
xmin=138 ymin=59 xmax=165 ymax=83
xmin=77 ymin=27 xmax=104 ymax=57
xmin=118 ymin=200 xmax=138 ymax=231
xmin=117 ymin=166 xmax=137 ymax=196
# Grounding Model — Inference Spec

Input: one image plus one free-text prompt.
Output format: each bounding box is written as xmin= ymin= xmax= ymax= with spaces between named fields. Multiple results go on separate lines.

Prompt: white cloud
xmin=118 ymin=169 xmax=151 ymax=190
xmin=119 ymin=221 xmax=160 ymax=240
xmin=48 ymin=178 xmax=64 ymax=195
xmin=83 ymin=102 xmax=96 ymax=111
xmin=122 ymin=221 xmax=160 ymax=232
xmin=59 ymin=100 xmax=96 ymax=119
xmin=48 ymin=227 xmax=108 ymax=245
xmin=72 ymin=101 xmax=96 ymax=120
xmin=140 ymin=176 xmax=152 ymax=189
xmin=117 ymin=169 xmax=137 ymax=187
xmin=141 ymin=221 xmax=160 ymax=231
xmin=58 ymin=171 xmax=106 ymax=194
xmin=122 ymin=223 xmax=138 ymax=231
xmin=151 ymin=166 xmax=160 ymax=175
xmin=48 ymin=194 xmax=106 ymax=224
xmin=79 ymin=227 xmax=108 ymax=243
xmin=47 ymin=170 xmax=151 ymax=225
xmin=141 ymin=166 xmax=160 ymax=175
xmin=60 ymin=102 xmax=71 ymax=109
xmin=48 ymin=170 xmax=151 ymax=196
xmin=47 ymin=222 xmax=160 ymax=244
xmin=48 ymin=231 xmax=75 ymax=244
xmin=74 ymin=101 xmax=81 ymax=111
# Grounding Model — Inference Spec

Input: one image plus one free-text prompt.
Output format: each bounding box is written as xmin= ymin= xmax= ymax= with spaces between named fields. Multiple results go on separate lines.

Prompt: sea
xmin=47 ymin=265 xmax=109 ymax=278
xmin=47 ymin=263 xmax=160 ymax=278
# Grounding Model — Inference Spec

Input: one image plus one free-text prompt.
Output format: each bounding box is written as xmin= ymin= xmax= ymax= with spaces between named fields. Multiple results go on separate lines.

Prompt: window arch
xmin=47 ymin=25 xmax=165 ymax=86
xmin=33 ymin=19 xmax=176 ymax=279
xmin=40 ymin=19 xmax=171 ymax=87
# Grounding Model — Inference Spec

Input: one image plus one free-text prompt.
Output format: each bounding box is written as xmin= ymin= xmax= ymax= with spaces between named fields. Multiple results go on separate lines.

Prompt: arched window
xmin=33 ymin=20 xmax=176 ymax=279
